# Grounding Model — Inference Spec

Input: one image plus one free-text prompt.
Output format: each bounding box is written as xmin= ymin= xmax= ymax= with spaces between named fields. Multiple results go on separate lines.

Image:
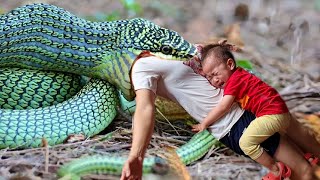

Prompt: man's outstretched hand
xmin=121 ymin=155 xmax=143 ymax=180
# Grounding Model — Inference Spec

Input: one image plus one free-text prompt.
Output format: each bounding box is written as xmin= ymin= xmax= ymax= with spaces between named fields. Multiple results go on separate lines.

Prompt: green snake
xmin=0 ymin=3 xmax=220 ymax=178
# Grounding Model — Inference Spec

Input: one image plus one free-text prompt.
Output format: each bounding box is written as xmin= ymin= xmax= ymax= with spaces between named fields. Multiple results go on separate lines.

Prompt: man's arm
xmin=121 ymin=89 xmax=156 ymax=180
xmin=192 ymin=95 xmax=235 ymax=132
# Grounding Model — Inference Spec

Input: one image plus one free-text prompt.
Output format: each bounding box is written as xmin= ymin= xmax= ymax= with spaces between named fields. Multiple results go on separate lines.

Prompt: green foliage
xmin=0 ymin=7 xmax=4 ymax=15
xmin=84 ymin=0 xmax=142 ymax=22
xmin=316 ymin=0 xmax=320 ymax=11
xmin=236 ymin=59 xmax=253 ymax=70
xmin=121 ymin=0 xmax=142 ymax=16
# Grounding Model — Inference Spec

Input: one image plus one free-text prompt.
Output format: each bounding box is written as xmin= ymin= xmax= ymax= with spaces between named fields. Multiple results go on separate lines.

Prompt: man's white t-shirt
xmin=131 ymin=56 xmax=244 ymax=139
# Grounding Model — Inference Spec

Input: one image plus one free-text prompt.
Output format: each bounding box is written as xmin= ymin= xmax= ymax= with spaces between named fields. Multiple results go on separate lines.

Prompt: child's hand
xmin=191 ymin=123 xmax=207 ymax=132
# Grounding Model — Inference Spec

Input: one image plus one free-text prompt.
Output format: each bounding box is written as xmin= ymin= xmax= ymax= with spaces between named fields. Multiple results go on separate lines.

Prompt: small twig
xmin=169 ymin=135 xmax=192 ymax=140
xmin=116 ymin=106 xmax=133 ymax=121
xmin=41 ymin=138 xmax=49 ymax=173
xmin=156 ymin=119 xmax=193 ymax=134
xmin=152 ymin=135 xmax=187 ymax=145
xmin=97 ymin=144 xmax=131 ymax=152
xmin=156 ymin=108 xmax=180 ymax=135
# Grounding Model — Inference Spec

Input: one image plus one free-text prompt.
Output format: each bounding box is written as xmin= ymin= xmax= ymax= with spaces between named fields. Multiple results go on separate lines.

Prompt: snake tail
xmin=176 ymin=129 xmax=220 ymax=165
xmin=57 ymin=155 xmax=168 ymax=179
xmin=57 ymin=130 xmax=221 ymax=178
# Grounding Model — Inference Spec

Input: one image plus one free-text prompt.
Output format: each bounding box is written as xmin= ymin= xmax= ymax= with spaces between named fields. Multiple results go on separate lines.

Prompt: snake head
xmin=97 ymin=18 xmax=198 ymax=101
xmin=126 ymin=18 xmax=197 ymax=60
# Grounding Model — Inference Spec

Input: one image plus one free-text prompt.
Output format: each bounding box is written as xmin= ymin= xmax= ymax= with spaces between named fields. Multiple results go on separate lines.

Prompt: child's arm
xmin=192 ymin=95 xmax=235 ymax=132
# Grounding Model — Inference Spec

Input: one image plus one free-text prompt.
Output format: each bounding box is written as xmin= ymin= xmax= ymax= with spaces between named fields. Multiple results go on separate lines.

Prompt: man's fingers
xmin=120 ymin=168 xmax=130 ymax=180
xmin=120 ymin=171 xmax=126 ymax=180
xmin=191 ymin=128 xmax=199 ymax=132
xmin=125 ymin=169 xmax=131 ymax=177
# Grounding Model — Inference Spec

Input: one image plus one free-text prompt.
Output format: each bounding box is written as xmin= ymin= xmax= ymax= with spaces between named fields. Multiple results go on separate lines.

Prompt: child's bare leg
xmin=274 ymin=135 xmax=313 ymax=180
xmin=286 ymin=117 xmax=320 ymax=157
xmin=254 ymin=150 xmax=279 ymax=174
xmin=239 ymin=114 xmax=296 ymax=177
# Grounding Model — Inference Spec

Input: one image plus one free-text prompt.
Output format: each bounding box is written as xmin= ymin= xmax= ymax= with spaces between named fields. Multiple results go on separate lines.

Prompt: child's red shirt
xmin=224 ymin=67 xmax=288 ymax=117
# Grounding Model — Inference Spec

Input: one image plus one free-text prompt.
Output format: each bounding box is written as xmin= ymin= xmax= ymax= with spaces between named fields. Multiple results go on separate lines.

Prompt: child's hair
xmin=200 ymin=40 xmax=240 ymax=66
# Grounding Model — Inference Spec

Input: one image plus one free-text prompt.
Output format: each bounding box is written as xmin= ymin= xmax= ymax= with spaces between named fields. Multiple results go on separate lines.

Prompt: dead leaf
xmin=64 ymin=134 xmax=86 ymax=143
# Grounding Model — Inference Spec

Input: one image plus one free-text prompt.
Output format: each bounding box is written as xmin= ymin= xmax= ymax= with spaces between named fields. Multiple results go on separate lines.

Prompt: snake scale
xmin=0 ymin=3 xmax=220 ymax=178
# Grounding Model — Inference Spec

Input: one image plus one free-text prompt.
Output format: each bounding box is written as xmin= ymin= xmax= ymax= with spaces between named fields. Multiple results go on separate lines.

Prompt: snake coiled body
xmin=0 ymin=3 xmax=220 ymax=178
xmin=0 ymin=67 xmax=85 ymax=110
xmin=0 ymin=77 xmax=118 ymax=149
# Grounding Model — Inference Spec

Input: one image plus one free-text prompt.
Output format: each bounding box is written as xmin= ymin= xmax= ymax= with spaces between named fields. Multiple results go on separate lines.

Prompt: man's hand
xmin=191 ymin=123 xmax=207 ymax=132
xmin=121 ymin=155 xmax=143 ymax=180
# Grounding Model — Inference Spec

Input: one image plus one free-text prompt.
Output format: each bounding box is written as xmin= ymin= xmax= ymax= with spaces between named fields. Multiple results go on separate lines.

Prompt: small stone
xmin=234 ymin=3 xmax=249 ymax=21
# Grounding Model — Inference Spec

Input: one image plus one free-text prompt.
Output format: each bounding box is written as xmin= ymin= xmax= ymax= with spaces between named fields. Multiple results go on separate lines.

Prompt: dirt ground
xmin=0 ymin=0 xmax=319 ymax=179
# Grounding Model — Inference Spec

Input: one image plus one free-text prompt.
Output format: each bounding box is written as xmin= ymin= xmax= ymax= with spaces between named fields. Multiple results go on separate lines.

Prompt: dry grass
xmin=0 ymin=117 xmax=266 ymax=180
xmin=1 ymin=109 xmax=318 ymax=180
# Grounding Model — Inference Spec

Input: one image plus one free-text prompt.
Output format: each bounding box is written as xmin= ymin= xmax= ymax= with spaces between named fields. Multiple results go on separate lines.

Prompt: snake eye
xmin=161 ymin=45 xmax=172 ymax=55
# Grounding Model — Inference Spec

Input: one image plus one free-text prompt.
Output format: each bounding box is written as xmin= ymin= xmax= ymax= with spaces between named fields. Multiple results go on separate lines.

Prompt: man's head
xmin=200 ymin=44 xmax=237 ymax=88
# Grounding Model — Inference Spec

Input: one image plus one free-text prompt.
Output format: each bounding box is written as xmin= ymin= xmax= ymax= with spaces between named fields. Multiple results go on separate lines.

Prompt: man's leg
xmin=286 ymin=116 xmax=320 ymax=157
xmin=273 ymin=134 xmax=314 ymax=180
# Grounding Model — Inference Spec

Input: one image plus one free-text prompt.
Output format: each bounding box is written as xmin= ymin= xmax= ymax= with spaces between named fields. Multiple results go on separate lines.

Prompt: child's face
xmin=202 ymin=56 xmax=235 ymax=88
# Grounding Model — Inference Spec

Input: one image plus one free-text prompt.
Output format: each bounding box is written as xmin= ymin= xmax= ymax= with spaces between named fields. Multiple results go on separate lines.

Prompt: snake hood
xmin=0 ymin=3 xmax=197 ymax=100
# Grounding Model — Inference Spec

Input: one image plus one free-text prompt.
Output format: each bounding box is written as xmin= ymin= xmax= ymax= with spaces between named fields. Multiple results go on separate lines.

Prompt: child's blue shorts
xmin=220 ymin=110 xmax=280 ymax=157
